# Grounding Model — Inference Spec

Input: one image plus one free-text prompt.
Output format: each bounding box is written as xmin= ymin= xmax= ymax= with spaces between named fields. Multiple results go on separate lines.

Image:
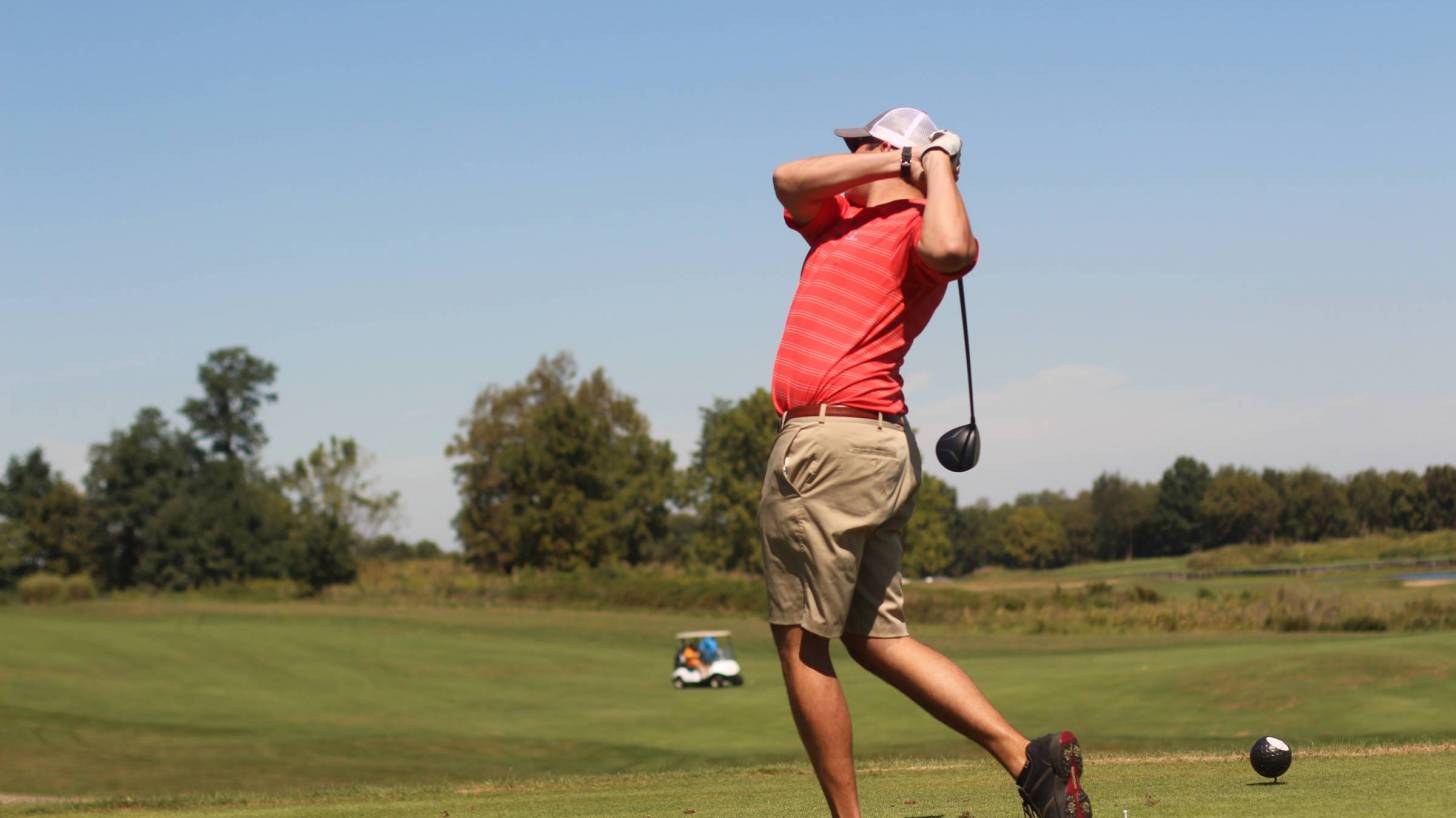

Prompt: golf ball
xmin=1250 ymin=736 xmax=1292 ymax=779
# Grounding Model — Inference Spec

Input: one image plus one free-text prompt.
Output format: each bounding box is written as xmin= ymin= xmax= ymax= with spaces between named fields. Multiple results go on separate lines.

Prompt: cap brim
xmin=833 ymin=127 xmax=871 ymax=139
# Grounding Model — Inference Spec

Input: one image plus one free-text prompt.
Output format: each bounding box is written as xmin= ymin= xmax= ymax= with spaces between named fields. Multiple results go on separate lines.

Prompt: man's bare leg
xmin=842 ymin=634 xmax=1029 ymax=777
xmin=772 ymin=624 xmax=861 ymax=818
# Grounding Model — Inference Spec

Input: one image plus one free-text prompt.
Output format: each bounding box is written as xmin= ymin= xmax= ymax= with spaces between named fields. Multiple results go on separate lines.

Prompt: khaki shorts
xmin=758 ymin=414 xmax=922 ymax=638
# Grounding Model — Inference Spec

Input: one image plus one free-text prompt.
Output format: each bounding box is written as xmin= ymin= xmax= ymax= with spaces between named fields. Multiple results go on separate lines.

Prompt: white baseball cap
xmin=834 ymin=107 xmax=939 ymax=148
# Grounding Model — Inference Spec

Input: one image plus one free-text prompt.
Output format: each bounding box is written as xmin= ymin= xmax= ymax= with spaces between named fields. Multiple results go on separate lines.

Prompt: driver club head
xmin=935 ymin=423 xmax=981 ymax=472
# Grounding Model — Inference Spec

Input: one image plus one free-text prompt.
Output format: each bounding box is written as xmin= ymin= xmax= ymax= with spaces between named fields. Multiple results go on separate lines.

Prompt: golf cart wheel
xmin=708 ymin=676 xmax=723 ymax=688
xmin=672 ymin=678 xmax=685 ymax=689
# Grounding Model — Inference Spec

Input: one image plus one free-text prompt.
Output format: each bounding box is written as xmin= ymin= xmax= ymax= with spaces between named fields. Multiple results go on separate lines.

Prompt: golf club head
xmin=935 ymin=423 xmax=981 ymax=472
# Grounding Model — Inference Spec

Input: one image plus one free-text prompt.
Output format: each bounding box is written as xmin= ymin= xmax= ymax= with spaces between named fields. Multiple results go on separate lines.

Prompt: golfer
xmin=759 ymin=107 xmax=1091 ymax=818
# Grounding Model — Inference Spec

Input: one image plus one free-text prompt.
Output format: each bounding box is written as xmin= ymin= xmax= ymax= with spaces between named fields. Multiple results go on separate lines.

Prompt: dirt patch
xmin=0 ymin=793 xmax=69 ymax=804
xmin=1403 ymin=578 xmax=1456 ymax=588
xmin=955 ymin=578 xmax=1119 ymax=593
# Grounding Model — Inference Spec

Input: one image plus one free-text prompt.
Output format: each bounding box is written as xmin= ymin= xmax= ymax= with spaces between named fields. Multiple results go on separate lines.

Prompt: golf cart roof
xmin=676 ymin=630 xmax=732 ymax=639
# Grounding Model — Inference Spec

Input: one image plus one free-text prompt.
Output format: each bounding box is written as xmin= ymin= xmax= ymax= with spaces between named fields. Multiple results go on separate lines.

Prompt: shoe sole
xmin=1055 ymin=731 xmax=1091 ymax=818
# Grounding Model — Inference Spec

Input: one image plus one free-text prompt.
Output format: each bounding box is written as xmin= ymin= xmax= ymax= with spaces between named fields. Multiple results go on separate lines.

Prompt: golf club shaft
xmin=956 ymin=277 xmax=975 ymax=422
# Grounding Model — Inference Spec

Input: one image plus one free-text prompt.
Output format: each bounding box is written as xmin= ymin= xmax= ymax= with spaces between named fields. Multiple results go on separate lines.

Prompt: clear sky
xmin=4 ymin=2 xmax=1454 ymax=549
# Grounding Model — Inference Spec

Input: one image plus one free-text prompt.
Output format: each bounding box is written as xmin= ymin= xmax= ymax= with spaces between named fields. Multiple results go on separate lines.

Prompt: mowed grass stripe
xmin=4 ymin=750 xmax=1454 ymax=817
xmin=2 ymin=602 xmax=1454 ymax=798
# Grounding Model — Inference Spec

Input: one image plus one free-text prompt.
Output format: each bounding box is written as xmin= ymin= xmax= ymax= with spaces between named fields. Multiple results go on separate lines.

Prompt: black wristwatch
xmin=900 ymin=146 xmax=913 ymax=181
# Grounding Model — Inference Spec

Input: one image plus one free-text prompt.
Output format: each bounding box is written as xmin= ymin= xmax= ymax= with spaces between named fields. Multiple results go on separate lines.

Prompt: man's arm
xmin=916 ymin=150 xmax=979 ymax=274
xmin=772 ymin=152 xmax=902 ymax=226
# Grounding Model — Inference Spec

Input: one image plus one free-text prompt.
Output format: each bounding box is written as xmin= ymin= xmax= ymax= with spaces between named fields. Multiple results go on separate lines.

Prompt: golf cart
xmin=671 ymin=630 xmax=743 ymax=689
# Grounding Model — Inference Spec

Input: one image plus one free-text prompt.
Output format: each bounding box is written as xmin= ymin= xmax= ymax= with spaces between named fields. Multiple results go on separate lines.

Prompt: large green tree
xmin=999 ymin=506 xmax=1069 ymax=569
xmin=0 ymin=448 xmax=92 ymax=579
xmin=1260 ymin=468 xmax=1293 ymax=538
xmin=21 ymin=481 xmax=92 ymax=576
xmin=83 ymin=408 xmax=200 ymax=589
xmin=1054 ymin=491 xmax=1098 ymax=563
xmin=161 ymin=348 xmax=292 ymax=588
xmin=1090 ymin=472 xmax=1157 ymax=560
xmin=85 ymin=347 xmax=293 ymax=591
xmin=684 ymin=389 xmax=778 ymax=570
xmin=447 ymin=353 xmax=676 ymax=573
xmin=0 ymin=520 xmax=24 ymax=588
xmin=1 ymin=448 xmax=56 ymax=520
xmin=1347 ymin=469 xmax=1393 ymax=533
xmin=1283 ymin=467 xmax=1355 ymax=541
xmin=180 ymin=347 xmax=278 ymax=461
xmin=1152 ymin=455 xmax=1211 ymax=554
xmin=1201 ymin=466 xmax=1282 ymax=546
xmin=1424 ymin=465 xmax=1456 ymax=530
xmin=903 ymin=475 xmax=959 ymax=577
xmin=1008 ymin=489 xmax=1093 ymax=566
xmin=139 ymin=460 xmax=293 ymax=590
xmin=1387 ymin=470 xmax=1430 ymax=532
xmin=955 ymin=500 xmax=999 ymax=573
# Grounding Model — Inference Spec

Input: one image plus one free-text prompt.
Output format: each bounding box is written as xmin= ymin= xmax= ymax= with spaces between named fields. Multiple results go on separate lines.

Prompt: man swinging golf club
xmin=759 ymin=107 xmax=1091 ymax=818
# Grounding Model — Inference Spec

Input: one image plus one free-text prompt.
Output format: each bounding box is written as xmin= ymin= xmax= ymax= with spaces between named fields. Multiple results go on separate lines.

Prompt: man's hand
xmin=921 ymin=130 xmax=962 ymax=171
xmin=907 ymin=131 xmax=962 ymax=188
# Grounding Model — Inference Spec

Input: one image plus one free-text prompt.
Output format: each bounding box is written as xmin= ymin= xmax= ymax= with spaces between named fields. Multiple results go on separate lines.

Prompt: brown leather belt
xmin=782 ymin=404 xmax=905 ymax=426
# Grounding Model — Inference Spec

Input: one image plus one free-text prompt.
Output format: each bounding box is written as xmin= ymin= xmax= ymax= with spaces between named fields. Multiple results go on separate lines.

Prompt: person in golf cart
xmin=678 ymin=640 xmax=707 ymax=674
xmin=671 ymin=630 xmax=743 ymax=688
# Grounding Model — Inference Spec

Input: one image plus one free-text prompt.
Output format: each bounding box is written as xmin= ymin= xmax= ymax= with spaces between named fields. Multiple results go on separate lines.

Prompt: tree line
xmin=0 ymin=347 xmax=436 ymax=593
xmin=447 ymin=353 xmax=1456 ymax=575
xmin=7 ymin=350 xmax=1455 ymax=590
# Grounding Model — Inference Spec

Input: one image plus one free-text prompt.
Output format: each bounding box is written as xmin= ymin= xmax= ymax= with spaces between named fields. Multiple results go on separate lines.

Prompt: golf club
xmin=935 ymin=276 xmax=980 ymax=471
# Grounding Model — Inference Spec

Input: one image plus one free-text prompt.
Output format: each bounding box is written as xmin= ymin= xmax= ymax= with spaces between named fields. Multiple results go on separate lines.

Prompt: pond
xmin=1395 ymin=571 xmax=1456 ymax=581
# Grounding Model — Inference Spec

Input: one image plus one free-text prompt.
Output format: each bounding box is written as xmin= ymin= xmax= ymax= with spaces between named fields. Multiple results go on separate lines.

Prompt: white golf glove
xmin=921 ymin=130 xmax=962 ymax=170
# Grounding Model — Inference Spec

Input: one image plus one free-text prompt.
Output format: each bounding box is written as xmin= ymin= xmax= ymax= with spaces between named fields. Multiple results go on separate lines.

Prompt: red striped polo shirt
xmin=771 ymin=194 xmax=972 ymax=415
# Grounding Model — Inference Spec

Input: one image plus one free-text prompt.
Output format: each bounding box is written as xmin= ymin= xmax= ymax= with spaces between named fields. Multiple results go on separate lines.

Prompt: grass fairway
xmin=3 ymin=600 xmax=1455 ymax=814
xmin=5 ymin=749 xmax=1455 ymax=817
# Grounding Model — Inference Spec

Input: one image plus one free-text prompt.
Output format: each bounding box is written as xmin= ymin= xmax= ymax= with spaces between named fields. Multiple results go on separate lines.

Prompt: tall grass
xmin=17 ymin=572 xmax=65 ymax=604
xmin=1185 ymin=529 xmax=1456 ymax=571
xmin=321 ymin=558 xmax=1456 ymax=634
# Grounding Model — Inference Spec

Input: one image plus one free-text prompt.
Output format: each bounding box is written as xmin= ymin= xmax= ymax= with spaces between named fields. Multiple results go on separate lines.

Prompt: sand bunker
xmin=1403 ymin=578 xmax=1456 ymax=588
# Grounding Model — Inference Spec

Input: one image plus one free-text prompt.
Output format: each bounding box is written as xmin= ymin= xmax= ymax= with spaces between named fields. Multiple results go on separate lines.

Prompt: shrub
xmin=289 ymin=512 xmax=358 ymax=593
xmin=1128 ymin=584 xmax=1163 ymax=604
xmin=1339 ymin=614 xmax=1387 ymax=632
xmin=63 ymin=574 xmax=98 ymax=601
xmin=18 ymin=572 xmax=64 ymax=604
xmin=997 ymin=595 xmax=1027 ymax=612
xmin=1273 ymin=613 xmax=1312 ymax=632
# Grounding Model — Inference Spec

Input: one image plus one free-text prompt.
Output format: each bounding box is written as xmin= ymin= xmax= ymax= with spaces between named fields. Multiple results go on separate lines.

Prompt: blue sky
xmin=4 ymin=1 xmax=1453 ymax=548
